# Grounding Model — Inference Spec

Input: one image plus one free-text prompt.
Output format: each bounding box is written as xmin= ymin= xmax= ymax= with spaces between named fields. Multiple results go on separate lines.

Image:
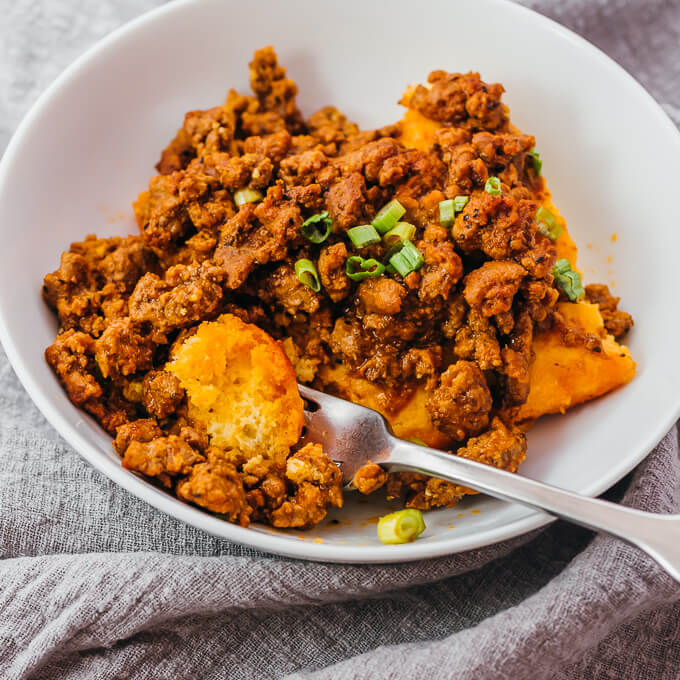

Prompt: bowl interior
xmin=1 ymin=0 xmax=679 ymax=562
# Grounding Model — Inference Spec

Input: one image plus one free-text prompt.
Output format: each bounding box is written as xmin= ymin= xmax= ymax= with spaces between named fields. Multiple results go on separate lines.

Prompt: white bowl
xmin=1 ymin=0 xmax=679 ymax=563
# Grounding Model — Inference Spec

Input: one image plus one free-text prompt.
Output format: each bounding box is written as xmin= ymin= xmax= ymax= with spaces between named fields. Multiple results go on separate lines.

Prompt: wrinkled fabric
xmin=1 ymin=1 xmax=679 ymax=678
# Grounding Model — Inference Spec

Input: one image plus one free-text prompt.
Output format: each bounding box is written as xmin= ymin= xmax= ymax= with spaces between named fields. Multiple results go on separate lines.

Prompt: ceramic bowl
xmin=1 ymin=0 xmax=679 ymax=562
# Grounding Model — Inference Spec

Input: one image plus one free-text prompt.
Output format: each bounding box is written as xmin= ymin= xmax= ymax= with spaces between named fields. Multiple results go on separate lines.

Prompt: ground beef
xmin=404 ymin=71 xmax=508 ymax=131
xmin=386 ymin=417 xmax=526 ymax=510
xmin=243 ymin=130 xmax=292 ymax=165
xmin=42 ymin=235 xmax=156 ymax=336
xmin=135 ymin=172 xmax=192 ymax=250
xmin=472 ymin=132 xmax=535 ymax=171
xmin=455 ymin=309 xmax=503 ymax=370
xmin=249 ymin=46 xmax=303 ymax=131
xmin=122 ymin=434 xmax=205 ymax=486
xmin=279 ymin=148 xmax=330 ymax=187
xmin=386 ymin=471 xmax=466 ymax=511
xmin=213 ymin=184 xmax=303 ymax=288
xmin=42 ymin=47 xmax=632 ymax=531
xmin=357 ymin=277 xmax=407 ymax=316
xmin=142 ymin=370 xmax=185 ymax=419
xmin=456 ymin=417 xmax=527 ymax=473
xmin=318 ymin=242 xmax=352 ymax=302
xmin=325 ymin=172 xmax=371 ymax=230
xmin=353 ymin=463 xmax=389 ymax=495
xmin=464 ymin=260 xmax=526 ymax=317
xmin=45 ymin=330 xmax=101 ymax=407
xmin=499 ymin=308 xmax=534 ymax=407
xmin=113 ymin=418 xmax=163 ymax=455
xmin=255 ymin=263 xmax=321 ymax=315
xmin=426 ymin=360 xmax=493 ymax=440
xmin=94 ymin=318 xmax=156 ymax=380
xmin=585 ymin=284 xmax=634 ymax=339
xmin=417 ymin=232 xmax=464 ymax=303
xmin=176 ymin=447 xmax=252 ymax=525
xmin=270 ymin=443 xmax=343 ymax=528
xmin=128 ymin=262 xmax=223 ymax=332
xmin=307 ymin=106 xmax=359 ymax=145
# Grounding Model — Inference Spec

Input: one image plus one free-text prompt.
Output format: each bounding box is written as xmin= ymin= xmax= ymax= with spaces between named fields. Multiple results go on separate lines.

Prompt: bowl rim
xmin=1 ymin=0 xmax=679 ymax=563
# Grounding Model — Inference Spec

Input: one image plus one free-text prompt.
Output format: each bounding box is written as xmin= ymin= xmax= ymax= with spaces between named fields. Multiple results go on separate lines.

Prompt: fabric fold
xmin=1 ymin=0 xmax=680 ymax=678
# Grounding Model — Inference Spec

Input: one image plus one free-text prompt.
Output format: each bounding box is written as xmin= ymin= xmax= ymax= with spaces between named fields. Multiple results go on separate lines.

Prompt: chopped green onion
xmin=454 ymin=195 xmax=469 ymax=212
xmin=301 ymin=211 xmax=332 ymax=244
xmin=530 ymin=147 xmax=542 ymax=175
xmin=440 ymin=197 xmax=469 ymax=228
xmin=347 ymin=224 xmax=381 ymax=248
xmin=402 ymin=240 xmax=424 ymax=268
xmin=552 ymin=258 xmax=585 ymax=301
xmin=294 ymin=258 xmax=321 ymax=292
xmin=553 ymin=259 xmax=573 ymax=275
xmin=439 ymin=199 xmax=455 ymax=228
xmin=389 ymin=253 xmax=412 ymax=277
xmin=383 ymin=222 xmax=416 ymax=247
xmin=377 ymin=509 xmax=426 ymax=544
xmin=382 ymin=241 xmax=405 ymax=264
xmin=345 ymin=256 xmax=386 ymax=281
xmin=388 ymin=240 xmax=424 ymax=278
xmin=535 ymin=206 xmax=564 ymax=241
xmin=484 ymin=176 xmax=502 ymax=195
xmin=233 ymin=188 xmax=263 ymax=207
xmin=408 ymin=437 xmax=428 ymax=446
xmin=371 ymin=199 xmax=406 ymax=234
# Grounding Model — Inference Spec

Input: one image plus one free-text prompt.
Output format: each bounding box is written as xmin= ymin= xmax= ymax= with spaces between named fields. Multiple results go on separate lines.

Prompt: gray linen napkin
xmin=1 ymin=1 xmax=679 ymax=678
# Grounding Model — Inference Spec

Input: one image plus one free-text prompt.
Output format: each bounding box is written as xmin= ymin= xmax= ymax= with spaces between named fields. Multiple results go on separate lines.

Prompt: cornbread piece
xmin=517 ymin=302 xmax=636 ymax=421
xmin=166 ymin=313 xmax=304 ymax=465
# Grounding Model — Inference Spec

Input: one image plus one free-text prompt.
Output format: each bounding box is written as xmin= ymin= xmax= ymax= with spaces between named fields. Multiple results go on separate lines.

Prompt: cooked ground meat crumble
xmin=43 ymin=47 xmax=633 ymax=529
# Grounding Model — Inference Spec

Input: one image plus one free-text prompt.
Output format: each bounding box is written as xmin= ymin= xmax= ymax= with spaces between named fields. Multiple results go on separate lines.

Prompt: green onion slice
xmin=389 ymin=252 xmax=412 ymax=278
xmin=345 ymin=256 xmax=385 ymax=281
xmin=484 ymin=176 xmax=502 ymax=195
xmin=371 ymin=199 xmax=406 ymax=234
xmin=294 ymin=258 xmax=321 ymax=292
xmin=535 ymin=206 xmax=564 ymax=241
xmin=402 ymin=240 xmax=425 ymax=268
xmin=347 ymin=224 xmax=381 ymax=248
xmin=440 ymin=197 xmax=469 ymax=228
xmin=383 ymin=222 xmax=416 ymax=247
xmin=388 ymin=240 xmax=424 ymax=278
xmin=233 ymin=188 xmax=263 ymax=207
xmin=439 ymin=199 xmax=455 ymax=228
xmin=552 ymin=258 xmax=585 ymax=301
xmin=454 ymin=195 xmax=469 ymax=212
xmin=530 ymin=147 xmax=542 ymax=176
xmin=377 ymin=509 xmax=426 ymax=544
xmin=301 ymin=211 xmax=332 ymax=244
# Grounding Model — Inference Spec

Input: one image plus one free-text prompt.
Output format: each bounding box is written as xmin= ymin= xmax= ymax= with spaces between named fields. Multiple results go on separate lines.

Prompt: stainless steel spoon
xmin=299 ymin=384 xmax=680 ymax=581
